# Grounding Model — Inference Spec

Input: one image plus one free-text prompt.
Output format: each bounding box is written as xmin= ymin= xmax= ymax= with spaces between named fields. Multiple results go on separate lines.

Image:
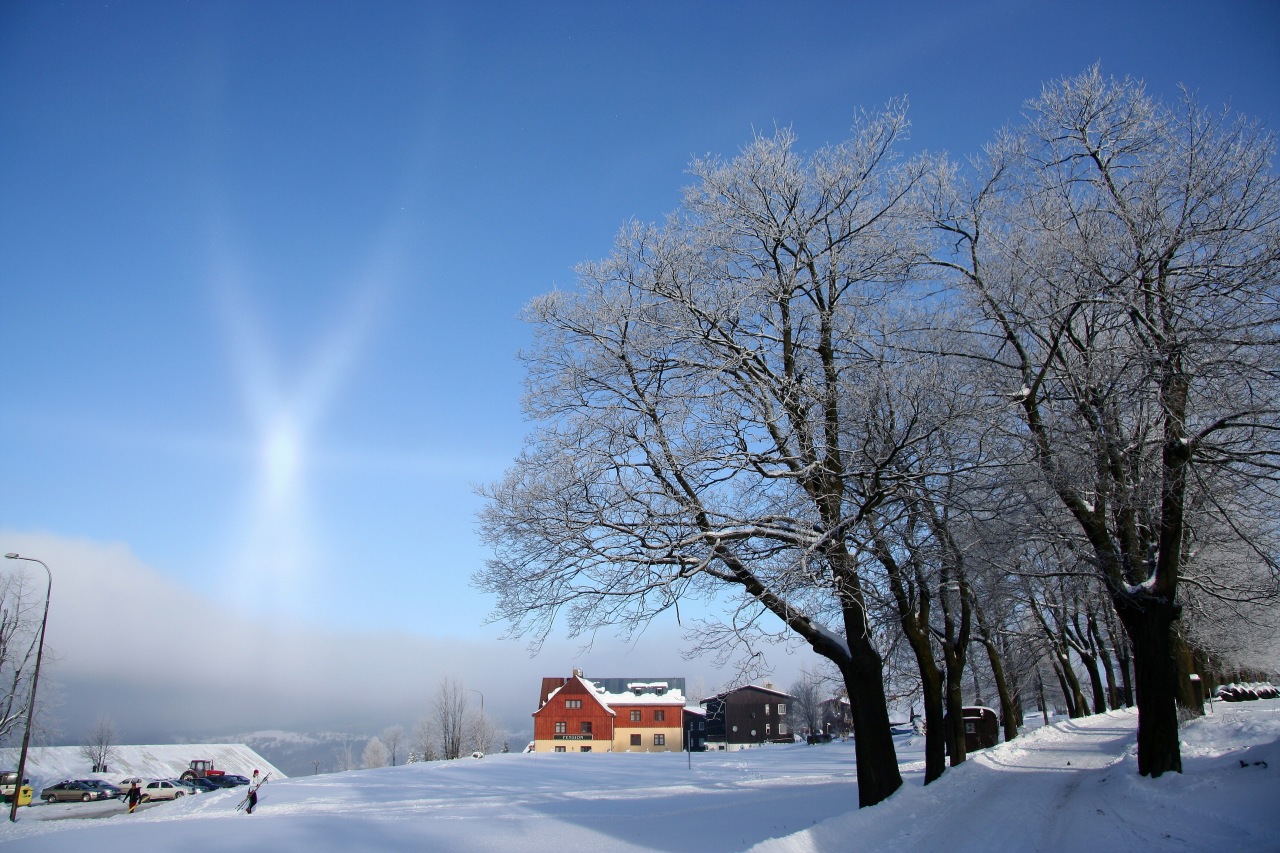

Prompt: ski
xmin=235 ymin=773 xmax=270 ymax=813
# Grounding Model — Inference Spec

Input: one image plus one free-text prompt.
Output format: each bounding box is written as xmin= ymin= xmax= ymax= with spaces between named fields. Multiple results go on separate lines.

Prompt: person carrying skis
xmin=245 ymin=769 xmax=260 ymax=814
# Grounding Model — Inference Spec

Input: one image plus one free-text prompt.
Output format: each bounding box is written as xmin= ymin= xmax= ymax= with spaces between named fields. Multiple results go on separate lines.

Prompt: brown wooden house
xmin=700 ymin=684 xmax=794 ymax=750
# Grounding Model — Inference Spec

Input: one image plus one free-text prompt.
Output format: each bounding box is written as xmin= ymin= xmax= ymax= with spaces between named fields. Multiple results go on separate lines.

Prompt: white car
xmin=141 ymin=779 xmax=186 ymax=801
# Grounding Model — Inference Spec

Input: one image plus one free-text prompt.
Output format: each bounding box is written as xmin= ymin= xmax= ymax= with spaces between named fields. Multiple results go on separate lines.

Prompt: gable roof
xmin=701 ymin=684 xmax=793 ymax=703
xmin=536 ymin=673 xmax=616 ymax=717
xmin=535 ymin=671 xmax=688 ymax=717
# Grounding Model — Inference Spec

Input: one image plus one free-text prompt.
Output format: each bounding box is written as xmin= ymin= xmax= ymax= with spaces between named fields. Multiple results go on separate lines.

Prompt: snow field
xmin=0 ymin=702 xmax=1275 ymax=853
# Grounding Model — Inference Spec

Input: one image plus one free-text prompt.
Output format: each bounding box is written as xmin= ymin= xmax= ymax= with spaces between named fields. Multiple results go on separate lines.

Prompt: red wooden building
xmin=532 ymin=670 xmax=685 ymax=753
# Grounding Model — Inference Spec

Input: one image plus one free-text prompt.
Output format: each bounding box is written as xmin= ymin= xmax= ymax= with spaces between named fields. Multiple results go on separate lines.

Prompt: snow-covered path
xmin=752 ymin=707 xmax=1280 ymax=853
xmin=2 ymin=704 xmax=1276 ymax=853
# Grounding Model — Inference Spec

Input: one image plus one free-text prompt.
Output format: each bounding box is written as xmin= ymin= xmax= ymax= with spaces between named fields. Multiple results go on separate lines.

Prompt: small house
xmin=700 ymin=684 xmax=793 ymax=750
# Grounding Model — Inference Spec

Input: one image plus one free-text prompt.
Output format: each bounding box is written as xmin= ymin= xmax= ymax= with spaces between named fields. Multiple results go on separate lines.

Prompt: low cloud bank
xmin=2 ymin=531 xmax=800 ymax=745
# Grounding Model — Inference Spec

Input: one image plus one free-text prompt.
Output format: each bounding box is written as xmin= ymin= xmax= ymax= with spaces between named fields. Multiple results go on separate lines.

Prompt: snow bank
xmin=0 ymin=703 xmax=1274 ymax=853
xmin=0 ymin=743 xmax=284 ymax=794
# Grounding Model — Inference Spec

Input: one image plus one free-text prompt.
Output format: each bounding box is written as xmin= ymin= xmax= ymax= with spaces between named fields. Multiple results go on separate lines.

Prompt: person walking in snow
xmin=245 ymin=769 xmax=260 ymax=814
xmin=126 ymin=781 xmax=142 ymax=813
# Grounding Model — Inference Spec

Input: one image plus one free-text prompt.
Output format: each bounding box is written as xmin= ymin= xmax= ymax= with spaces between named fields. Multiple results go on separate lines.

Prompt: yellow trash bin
xmin=2 ymin=785 xmax=32 ymax=807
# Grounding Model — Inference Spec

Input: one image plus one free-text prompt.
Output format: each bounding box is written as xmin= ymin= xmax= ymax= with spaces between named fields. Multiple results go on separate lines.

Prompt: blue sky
xmin=2 ymin=1 xmax=1278 ymax=740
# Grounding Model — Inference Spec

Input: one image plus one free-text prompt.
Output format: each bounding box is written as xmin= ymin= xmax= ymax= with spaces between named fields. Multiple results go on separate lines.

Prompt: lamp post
xmin=465 ymin=687 xmax=484 ymax=713
xmin=4 ymin=553 xmax=51 ymax=823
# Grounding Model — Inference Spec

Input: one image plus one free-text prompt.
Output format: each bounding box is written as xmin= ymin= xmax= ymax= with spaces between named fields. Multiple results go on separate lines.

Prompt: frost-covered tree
xmin=433 ymin=677 xmax=468 ymax=761
xmin=411 ymin=716 xmax=439 ymax=763
xmin=478 ymin=106 xmax=926 ymax=808
xmin=0 ymin=569 xmax=49 ymax=746
xmin=787 ymin=670 xmax=828 ymax=738
xmin=381 ymin=725 xmax=405 ymax=767
xmin=929 ymin=66 xmax=1280 ymax=776
xmin=361 ymin=736 xmax=388 ymax=769
xmin=333 ymin=739 xmax=357 ymax=772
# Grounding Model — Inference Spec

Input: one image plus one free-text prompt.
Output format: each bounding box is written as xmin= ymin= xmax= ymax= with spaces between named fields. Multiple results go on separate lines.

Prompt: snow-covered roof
xmin=599 ymin=686 xmax=686 ymax=706
xmin=537 ymin=673 xmax=686 ymax=715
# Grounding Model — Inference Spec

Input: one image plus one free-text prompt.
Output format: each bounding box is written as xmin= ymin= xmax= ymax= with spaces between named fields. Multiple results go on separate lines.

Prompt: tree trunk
xmin=900 ymin=626 xmax=946 ymax=783
xmin=918 ymin=660 xmax=947 ymax=783
xmin=980 ymin=635 xmax=1018 ymax=742
xmin=1090 ymin=613 xmax=1121 ymax=710
xmin=838 ymin=637 xmax=903 ymax=807
xmin=1079 ymin=650 xmax=1108 ymax=714
xmin=1050 ymin=657 xmax=1078 ymax=718
xmin=942 ymin=648 xmax=967 ymax=766
xmin=1117 ymin=641 xmax=1135 ymax=708
xmin=1172 ymin=627 xmax=1204 ymax=718
xmin=1115 ymin=593 xmax=1183 ymax=777
xmin=1036 ymin=670 xmax=1050 ymax=727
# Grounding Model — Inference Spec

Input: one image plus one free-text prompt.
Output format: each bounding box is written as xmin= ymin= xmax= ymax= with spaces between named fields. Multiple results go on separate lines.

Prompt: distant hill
xmin=0 ymin=743 xmax=283 ymax=792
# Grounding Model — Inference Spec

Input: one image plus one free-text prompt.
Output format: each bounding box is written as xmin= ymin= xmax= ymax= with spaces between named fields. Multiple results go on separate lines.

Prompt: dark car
xmin=183 ymin=777 xmax=220 ymax=793
xmin=40 ymin=780 xmax=111 ymax=803
xmin=83 ymin=780 xmax=123 ymax=799
xmin=220 ymin=774 xmax=250 ymax=786
xmin=201 ymin=775 xmax=242 ymax=788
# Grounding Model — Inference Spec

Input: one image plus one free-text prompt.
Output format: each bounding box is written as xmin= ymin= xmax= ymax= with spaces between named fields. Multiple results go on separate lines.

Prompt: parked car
xmin=183 ymin=777 xmax=220 ymax=793
xmin=220 ymin=774 xmax=250 ymax=786
xmin=83 ymin=780 xmax=123 ymax=799
xmin=140 ymin=779 xmax=186 ymax=801
xmin=117 ymin=776 xmax=147 ymax=791
xmin=171 ymin=778 xmax=202 ymax=796
xmin=202 ymin=774 xmax=242 ymax=788
xmin=40 ymin=780 xmax=112 ymax=803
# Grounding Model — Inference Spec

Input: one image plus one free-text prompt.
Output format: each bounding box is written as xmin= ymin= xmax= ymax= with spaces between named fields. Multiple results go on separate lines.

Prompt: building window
xmin=580 ymin=721 xmax=592 ymax=734
xmin=654 ymin=710 xmax=665 ymax=722
xmin=555 ymin=721 xmax=566 ymax=734
xmin=581 ymin=746 xmax=591 ymax=753
xmin=698 ymin=721 xmax=705 ymax=730
xmin=565 ymin=699 xmax=582 ymax=709
xmin=777 ymin=703 xmax=787 ymax=716
xmin=779 ymin=723 xmax=788 ymax=736
xmin=653 ymin=734 xmax=666 ymax=746
xmin=554 ymin=746 xmax=566 ymax=753
xmin=630 ymin=710 xmax=641 ymax=722
xmin=630 ymin=734 xmax=642 ymax=746
xmin=766 ymin=724 xmax=771 ymax=735
xmin=765 ymin=704 xmax=771 ymax=715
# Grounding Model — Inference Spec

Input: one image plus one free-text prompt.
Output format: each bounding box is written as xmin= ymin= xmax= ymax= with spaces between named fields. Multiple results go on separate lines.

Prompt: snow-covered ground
xmin=0 ymin=702 xmax=1275 ymax=852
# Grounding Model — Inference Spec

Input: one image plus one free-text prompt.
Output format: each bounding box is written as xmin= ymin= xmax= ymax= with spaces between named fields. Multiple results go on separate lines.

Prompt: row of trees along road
xmin=476 ymin=67 xmax=1280 ymax=807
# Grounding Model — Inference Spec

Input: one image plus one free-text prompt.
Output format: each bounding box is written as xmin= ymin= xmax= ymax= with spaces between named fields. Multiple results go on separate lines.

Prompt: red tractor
xmin=180 ymin=759 xmax=226 ymax=781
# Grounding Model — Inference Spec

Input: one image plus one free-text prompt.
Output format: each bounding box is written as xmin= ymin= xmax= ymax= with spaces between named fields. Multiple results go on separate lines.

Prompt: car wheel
xmin=82 ymin=793 xmax=91 ymax=801
xmin=42 ymin=795 xmax=53 ymax=803
xmin=176 ymin=791 xmax=184 ymax=797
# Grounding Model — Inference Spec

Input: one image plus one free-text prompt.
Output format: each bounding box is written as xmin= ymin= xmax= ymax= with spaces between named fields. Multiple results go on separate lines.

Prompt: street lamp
xmin=465 ymin=687 xmax=484 ymax=713
xmin=4 ymin=553 xmax=51 ymax=823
